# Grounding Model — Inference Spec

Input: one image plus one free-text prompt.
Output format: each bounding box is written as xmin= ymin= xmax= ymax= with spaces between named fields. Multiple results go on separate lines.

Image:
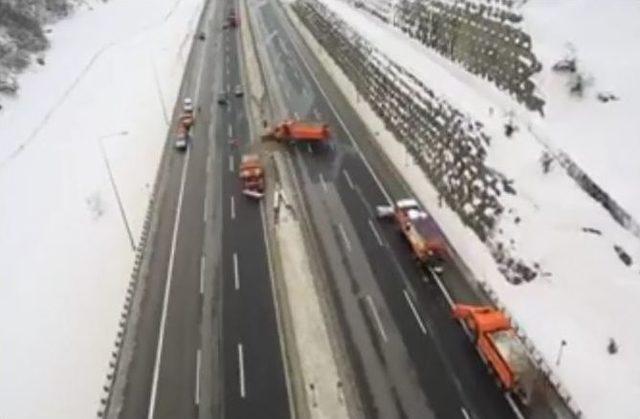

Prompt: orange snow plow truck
xmin=239 ymin=154 xmax=265 ymax=199
xmin=453 ymin=304 xmax=537 ymax=403
xmin=262 ymin=120 xmax=330 ymax=144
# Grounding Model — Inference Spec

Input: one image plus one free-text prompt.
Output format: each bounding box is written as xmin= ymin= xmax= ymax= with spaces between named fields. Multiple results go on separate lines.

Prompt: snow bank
xmin=0 ymin=0 xmax=203 ymax=417
xmin=521 ymin=0 xmax=640 ymax=227
xmin=300 ymin=0 xmax=640 ymax=417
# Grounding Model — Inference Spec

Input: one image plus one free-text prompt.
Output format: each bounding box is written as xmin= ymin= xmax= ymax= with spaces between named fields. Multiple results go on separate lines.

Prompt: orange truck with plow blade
xmin=453 ymin=304 xmax=537 ymax=404
xmin=377 ymin=199 xmax=446 ymax=271
xmin=262 ymin=120 xmax=330 ymax=144
xmin=239 ymin=154 xmax=265 ymax=199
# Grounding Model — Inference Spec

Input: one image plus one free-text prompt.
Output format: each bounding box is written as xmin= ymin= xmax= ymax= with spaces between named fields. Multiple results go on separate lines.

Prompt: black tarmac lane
xmin=117 ymin=0 xmax=290 ymax=418
xmin=250 ymin=1 xmax=519 ymax=418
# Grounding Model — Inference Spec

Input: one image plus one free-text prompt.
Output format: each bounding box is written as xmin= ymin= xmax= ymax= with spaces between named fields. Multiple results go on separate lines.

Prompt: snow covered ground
xmin=303 ymin=0 xmax=640 ymax=417
xmin=0 ymin=0 xmax=203 ymax=417
xmin=522 ymin=0 xmax=640 ymax=223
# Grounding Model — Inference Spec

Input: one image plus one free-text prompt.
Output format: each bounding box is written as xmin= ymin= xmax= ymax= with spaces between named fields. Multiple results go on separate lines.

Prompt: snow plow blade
xmin=242 ymin=189 xmax=264 ymax=199
xmin=376 ymin=205 xmax=394 ymax=218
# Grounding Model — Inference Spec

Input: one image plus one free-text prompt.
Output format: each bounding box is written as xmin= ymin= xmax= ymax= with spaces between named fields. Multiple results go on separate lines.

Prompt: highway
xmin=109 ymin=0 xmax=558 ymax=418
xmin=249 ymin=1 xmax=520 ymax=418
xmin=113 ymin=0 xmax=290 ymax=418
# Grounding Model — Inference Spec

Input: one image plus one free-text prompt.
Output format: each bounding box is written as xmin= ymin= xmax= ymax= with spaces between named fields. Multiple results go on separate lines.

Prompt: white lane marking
xmin=195 ymin=349 xmax=201 ymax=405
xmin=505 ymin=394 xmax=526 ymax=419
xmin=318 ymin=173 xmax=328 ymax=193
xmin=200 ymin=256 xmax=205 ymax=295
xmin=148 ymin=147 xmax=191 ymax=419
xmin=228 ymin=124 xmax=233 ymax=137
xmin=460 ymin=407 xmax=471 ymax=419
xmin=367 ymin=219 xmax=383 ymax=246
xmin=313 ymin=108 xmax=321 ymax=120
xmin=307 ymin=143 xmax=313 ymax=154
xmin=230 ymin=196 xmax=236 ymax=220
xmin=281 ymin=22 xmax=392 ymax=204
xmin=403 ymin=289 xmax=427 ymax=335
xmin=193 ymin=38 xmax=208 ymax=106
xmin=294 ymin=111 xmax=300 ymax=119
xmin=342 ymin=169 xmax=355 ymax=189
xmin=233 ymin=252 xmax=240 ymax=290
xmin=238 ymin=343 xmax=246 ymax=398
xmin=429 ymin=267 xmax=454 ymax=308
xmin=337 ymin=223 xmax=351 ymax=252
xmin=229 ymin=155 xmax=234 ymax=172
xmin=226 ymin=66 xmax=230 ymax=76
xmin=366 ymin=295 xmax=388 ymax=343
xmin=203 ymin=194 xmax=208 ymax=223
xmin=259 ymin=195 xmax=296 ymax=419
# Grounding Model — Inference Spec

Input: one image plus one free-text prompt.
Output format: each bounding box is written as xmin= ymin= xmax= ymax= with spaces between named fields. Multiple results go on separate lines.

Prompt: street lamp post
xmin=98 ymin=131 xmax=135 ymax=252
xmin=555 ymin=339 xmax=567 ymax=366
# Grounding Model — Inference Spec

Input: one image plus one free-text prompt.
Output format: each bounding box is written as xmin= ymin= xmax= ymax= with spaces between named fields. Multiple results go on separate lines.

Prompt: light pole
xmin=98 ymin=131 xmax=135 ymax=252
xmin=555 ymin=339 xmax=567 ymax=366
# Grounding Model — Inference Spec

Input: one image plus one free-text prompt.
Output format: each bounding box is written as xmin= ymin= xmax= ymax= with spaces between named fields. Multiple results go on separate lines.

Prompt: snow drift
xmin=0 ymin=0 xmax=204 ymax=417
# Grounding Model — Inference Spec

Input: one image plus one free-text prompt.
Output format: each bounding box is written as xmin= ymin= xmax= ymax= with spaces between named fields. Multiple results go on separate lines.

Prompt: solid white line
xmin=337 ymin=223 xmax=351 ymax=252
xmin=148 ymin=147 xmax=191 ymax=419
xmin=281 ymin=20 xmax=392 ymax=204
xmin=403 ymin=289 xmax=427 ymax=335
xmin=200 ymin=256 xmax=205 ymax=295
xmin=460 ymin=407 xmax=471 ymax=419
xmin=229 ymin=155 xmax=234 ymax=172
xmin=195 ymin=349 xmax=201 ymax=405
xmin=228 ymin=124 xmax=233 ymax=138
xmin=233 ymin=252 xmax=239 ymax=290
xmin=203 ymin=195 xmax=208 ymax=223
xmin=505 ymin=394 xmax=526 ymax=419
xmin=342 ymin=169 xmax=355 ymax=189
xmin=230 ymin=196 xmax=236 ymax=220
xmin=429 ymin=267 xmax=455 ymax=308
xmin=193 ymin=41 xmax=208 ymax=106
xmin=238 ymin=343 xmax=246 ymax=398
xmin=318 ymin=173 xmax=328 ymax=192
xmin=367 ymin=219 xmax=383 ymax=246
xmin=259 ymin=195 xmax=296 ymax=418
xmin=366 ymin=295 xmax=388 ymax=343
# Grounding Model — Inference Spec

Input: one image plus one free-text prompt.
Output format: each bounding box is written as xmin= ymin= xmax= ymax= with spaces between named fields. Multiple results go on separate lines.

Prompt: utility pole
xmin=98 ymin=131 xmax=135 ymax=251
xmin=555 ymin=339 xmax=567 ymax=366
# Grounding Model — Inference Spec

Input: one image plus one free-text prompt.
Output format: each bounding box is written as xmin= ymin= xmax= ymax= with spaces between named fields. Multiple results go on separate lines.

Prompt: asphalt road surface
xmin=115 ymin=0 xmax=290 ymax=418
xmin=249 ymin=1 xmax=526 ymax=418
xmin=113 ymin=0 xmax=560 ymax=417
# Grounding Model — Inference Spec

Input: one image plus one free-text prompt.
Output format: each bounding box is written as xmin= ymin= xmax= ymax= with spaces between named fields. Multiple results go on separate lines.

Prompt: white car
xmin=174 ymin=134 xmax=188 ymax=151
xmin=234 ymin=85 xmax=243 ymax=97
xmin=183 ymin=97 xmax=194 ymax=112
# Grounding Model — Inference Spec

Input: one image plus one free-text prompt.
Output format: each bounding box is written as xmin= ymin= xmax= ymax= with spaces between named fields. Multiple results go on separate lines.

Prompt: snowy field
xmin=0 ymin=0 xmax=203 ymax=417
xmin=307 ymin=0 xmax=640 ymax=417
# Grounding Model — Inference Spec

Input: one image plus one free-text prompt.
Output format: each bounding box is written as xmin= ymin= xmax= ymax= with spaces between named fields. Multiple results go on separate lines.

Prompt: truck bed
xmin=287 ymin=122 xmax=328 ymax=140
